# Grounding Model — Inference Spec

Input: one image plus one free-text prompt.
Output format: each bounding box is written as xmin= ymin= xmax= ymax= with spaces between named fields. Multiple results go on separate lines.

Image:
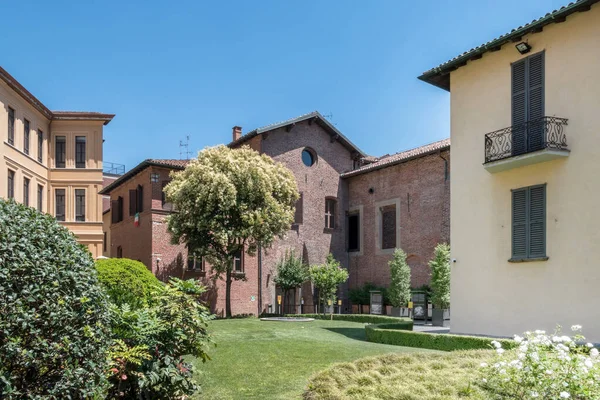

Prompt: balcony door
xmin=511 ymin=51 xmax=545 ymax=156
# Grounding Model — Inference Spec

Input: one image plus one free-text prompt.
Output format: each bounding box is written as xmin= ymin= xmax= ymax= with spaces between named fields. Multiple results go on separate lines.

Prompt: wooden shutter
xmin=137 ymin=185 xmax=143 ymax=212
xmin=129 ymin=189 xmax=137 ymax=216
xmin=527 ymin=52 xmax=545 ymax=151
xmin=117 ymin=196 xmax=124 ymax=222
xmin=528 ymin=185 xmax=546 ymax=257
xmin=111 ymin=200 xmax=119 ymax=223
xmin=294 ymin=193 xmax=303 ymax=224
xmin=511 ymin=188 xmax=528 ymax=259
xmin=511 ymin=59 xmax=527 ymax=156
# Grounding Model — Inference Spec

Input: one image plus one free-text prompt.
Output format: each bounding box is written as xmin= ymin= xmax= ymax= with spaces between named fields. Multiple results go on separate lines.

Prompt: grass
xmin=304 ymin=350 xmax=494 ymax=400
xmin=192 ymin=317 xmax=438 ymax=399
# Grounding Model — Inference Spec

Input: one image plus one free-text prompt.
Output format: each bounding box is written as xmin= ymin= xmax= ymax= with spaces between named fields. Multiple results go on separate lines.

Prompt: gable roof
xmin=99 ymin=159 xmax=189 ymax=195
xmin=341 ymin=138 xmax=450 ymax=178
xmin=418 ymin=0 xmax=598 ymax=91
xmin=0 ymin=66 xmax=114 ymax=124
xmin=228 ymin=111 xmax=367 ymax=157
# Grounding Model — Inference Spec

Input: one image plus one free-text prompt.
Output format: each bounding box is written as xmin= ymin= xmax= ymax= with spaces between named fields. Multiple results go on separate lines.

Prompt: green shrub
xmin=388 ymin=248 xmax=412 ymax=307
xmin=0 ymin=199 xmax=111 ymax=398
xmin=365 ymin=324 xmax=517 ymax=351
xmin=96 ymin=257 xmax=162 ymax=309
xmin=284 ymin=313 xmax=413 ymax=329
xmin=106 ymin=278 xmax=214 ymax=399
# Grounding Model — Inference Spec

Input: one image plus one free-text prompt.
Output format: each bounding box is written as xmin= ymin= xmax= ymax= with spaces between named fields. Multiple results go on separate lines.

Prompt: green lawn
xmin=193 ymin=318 xmax=437 ymax=400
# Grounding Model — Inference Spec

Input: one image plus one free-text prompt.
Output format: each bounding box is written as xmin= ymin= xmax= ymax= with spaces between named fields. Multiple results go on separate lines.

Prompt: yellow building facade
xmin=0 ymin=67 xmax=114 ymax=258
xmin=420 ymin=1 xmax=600 ymax=341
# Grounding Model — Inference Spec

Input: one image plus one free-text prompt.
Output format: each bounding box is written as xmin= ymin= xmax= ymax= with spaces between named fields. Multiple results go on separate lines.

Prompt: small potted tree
xmin=388 ymin=248 xmax=412 ymax=317
xmin=429 ymin=243 xmax=451 ymax=326
xmin=273 ymin=250 xmax=308 ymax=315
xmin=309 ymin=254 xmax=349 ymax=319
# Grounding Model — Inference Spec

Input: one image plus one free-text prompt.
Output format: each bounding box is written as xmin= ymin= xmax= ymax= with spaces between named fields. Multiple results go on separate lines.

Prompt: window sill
xmin=186 ymin=270 xmax=206 ymax=277
xmin=232 ymin=271 xmax=246 ymax=278
xmin=323 ymin=227 xmax=336 ymax=233
xmin=508 ymin=256 xmax=549 ymax=263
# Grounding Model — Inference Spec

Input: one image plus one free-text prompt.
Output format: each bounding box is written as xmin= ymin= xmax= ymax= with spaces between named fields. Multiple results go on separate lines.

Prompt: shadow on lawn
xmin=322 ymin=327 xmax=367 ymax=342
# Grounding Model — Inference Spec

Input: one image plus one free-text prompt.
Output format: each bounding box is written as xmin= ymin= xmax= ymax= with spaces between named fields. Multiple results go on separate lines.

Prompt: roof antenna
xmin=179 ymin=135 xmax=192 ymax=160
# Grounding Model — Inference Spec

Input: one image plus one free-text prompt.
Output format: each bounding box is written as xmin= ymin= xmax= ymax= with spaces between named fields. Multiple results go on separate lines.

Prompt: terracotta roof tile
xmin=341 ymin=139 xmax=450 ymax=178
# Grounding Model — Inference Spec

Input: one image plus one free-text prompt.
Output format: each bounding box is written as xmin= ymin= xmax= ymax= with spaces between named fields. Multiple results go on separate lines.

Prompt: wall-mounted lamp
xmin=515 ymin=42 xmax=532 ymax=55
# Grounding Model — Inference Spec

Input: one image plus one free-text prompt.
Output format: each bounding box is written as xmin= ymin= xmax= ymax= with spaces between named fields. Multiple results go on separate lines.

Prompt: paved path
xmin=412 ymin=324 xmax=450 ymax=334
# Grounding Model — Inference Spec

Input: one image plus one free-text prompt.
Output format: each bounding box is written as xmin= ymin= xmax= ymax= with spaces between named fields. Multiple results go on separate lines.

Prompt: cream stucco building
xmin=420 ymin=0 xmax=600 ymax=341
xmin=1 ymin=67 xmax=114 ymax=258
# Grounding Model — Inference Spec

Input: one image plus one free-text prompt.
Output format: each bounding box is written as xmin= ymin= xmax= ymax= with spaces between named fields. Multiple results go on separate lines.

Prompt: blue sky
xmin=3 ymin=0 xmax=568 ymax=169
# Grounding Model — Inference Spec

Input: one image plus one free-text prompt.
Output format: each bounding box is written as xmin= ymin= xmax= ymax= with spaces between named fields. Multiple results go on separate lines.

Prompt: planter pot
xmin=361 ymin=305 xmax=370 ymax=314
xmin=385 ymin=305 xmax=392 ymax=315
xmin=432 ymin=308 xmax=450 ymax=326
xmin=390 ymin=307 xmax=401 ymax=317
xmin=352 ymin=304 xmax=359 ymax=314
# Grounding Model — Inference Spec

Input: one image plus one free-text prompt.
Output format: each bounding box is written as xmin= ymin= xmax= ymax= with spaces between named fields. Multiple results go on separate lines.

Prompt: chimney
xmin=232 ymin=126 xmax=242 ymax=141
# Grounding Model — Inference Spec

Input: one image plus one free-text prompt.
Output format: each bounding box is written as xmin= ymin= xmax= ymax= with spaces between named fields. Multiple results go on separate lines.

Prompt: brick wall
xmin=257 ymin=120 xmax=355 ymax=311
xmin=345 ymin=149 xmax=450 ymax=290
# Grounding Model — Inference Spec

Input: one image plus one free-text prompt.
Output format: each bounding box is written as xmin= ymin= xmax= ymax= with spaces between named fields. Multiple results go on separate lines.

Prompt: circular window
xmin=302 ymin=148 xmax=316 ymax=167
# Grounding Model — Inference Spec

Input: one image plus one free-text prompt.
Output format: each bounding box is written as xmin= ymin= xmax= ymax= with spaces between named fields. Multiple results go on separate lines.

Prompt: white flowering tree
xmin=480 ymin=325 xmax=600 ymax=399
xmin=164 ymin=145 xmax=299 ymax=317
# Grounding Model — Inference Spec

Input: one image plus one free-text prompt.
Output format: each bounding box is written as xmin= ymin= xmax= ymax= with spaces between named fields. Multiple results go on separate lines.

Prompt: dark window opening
xmin=55 ymin=136 xmax=66 ymax=168
xmin=112 ymin=196 xmax=124 ymax=223
xmin=116 ymin=246 xmax=123 ymax=258
xmin=325 ymin=198 xmax=336 ymax=229
xmin=294 ymin=193 xmax=303 ymax=224
xmin=348 ymin=213 xmax=360 ymax=252
xmin=37 ymin=184 xmax=43 ymax=212
xmin=233 ymin=249 xmax=244 ymax=272
xmin=75 ymin=189 xmax=85 ymax=222
xmin=187 ymin=251 xmax=205 ymax=271
xmin=301 ymin=148 xmax=316 ymax=167
xmin=23 ymin=178 xmax=30 ymax=206
xmin=8 ymin=107 xmax=15 ymax=145
xmin=55 ymin=189 xmax=65 ymax=221
xmin=37 ymin=130 xmax=43 ymax=163
xmin=129 ymin=185 xmax=144 ymax=217
xmin=75 ymin=136 xmax=86 ymax=168
xmin=7 ymin=170 xmax=15 ymax=199
xmin=381 ymin=205 xmax=397 ymax=250
xmin=23 ymin=119 xmax=30 ymax=154
xmin=103 ymin=232 xmax=107 ymax=252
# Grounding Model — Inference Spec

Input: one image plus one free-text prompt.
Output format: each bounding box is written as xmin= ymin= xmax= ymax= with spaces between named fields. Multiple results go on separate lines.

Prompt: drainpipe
xmin=438 ymin=151 xmax=448 ymax=181
xmin=258 ymin=242 xmax=262 ymax=316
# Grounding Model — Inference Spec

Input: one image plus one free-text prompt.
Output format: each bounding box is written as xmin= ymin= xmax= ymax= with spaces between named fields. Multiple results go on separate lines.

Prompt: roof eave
xmin=341 ymin=144 xmax=450 ymax=178
xmin=419 ymin=0 xmax=598 ymax=90
xmin=99 ymin=160 xmax=186 ymax=195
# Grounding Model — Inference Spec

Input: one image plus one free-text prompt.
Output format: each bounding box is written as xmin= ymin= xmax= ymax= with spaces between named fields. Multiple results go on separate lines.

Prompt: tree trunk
xmin=225 ymin=269 xmax=232 ymax=318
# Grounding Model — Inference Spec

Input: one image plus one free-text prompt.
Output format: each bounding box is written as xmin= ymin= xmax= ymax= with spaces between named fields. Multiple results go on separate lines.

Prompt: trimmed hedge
xmin=95 ymin=258 xmax=162 ymax=309
xmin=365 ymin=324 xmax=517 ymax=351
xmin=281 ymin=313 xmax=413 ymax=329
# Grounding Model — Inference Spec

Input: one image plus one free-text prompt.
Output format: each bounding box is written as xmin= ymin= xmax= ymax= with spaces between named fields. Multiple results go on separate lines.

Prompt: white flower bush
xmin=480 ymin=325 xmax=600 ymax=399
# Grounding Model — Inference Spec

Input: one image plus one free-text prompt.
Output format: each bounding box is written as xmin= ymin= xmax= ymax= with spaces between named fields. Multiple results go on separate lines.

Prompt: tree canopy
xmin=164 ymin=145 xmax=299 ymax=316
xmin=309 ymin=254 xmax=349 ymax=317
xmin=429 ymin=243 xmax=451 ymax=308
xmin=388 ymin=248 xmax=412 ymax=308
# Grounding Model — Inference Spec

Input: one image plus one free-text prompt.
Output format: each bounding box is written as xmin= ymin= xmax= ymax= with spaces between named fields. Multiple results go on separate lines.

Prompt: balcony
xmin=484 ymin=116 xmax=569 ymax=173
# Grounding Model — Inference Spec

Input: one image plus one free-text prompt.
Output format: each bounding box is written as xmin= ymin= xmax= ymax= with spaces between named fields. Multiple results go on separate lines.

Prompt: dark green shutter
xmin=129 ymin=189 xmax=137 ymax=216
xmin=528 ymin=185 xmax=546 ymax=257
xmin=512 ymin=188 xmax=528 ymax=259
xmin=511 ymin=52 xmax=545 ymax=155
xmin=527 ymin=52 xmax=545 ymax=151
xmin=511 ymin=59 xmax=527 ymax=156
xmin=512 ymin=185 xmax=546 ymax=259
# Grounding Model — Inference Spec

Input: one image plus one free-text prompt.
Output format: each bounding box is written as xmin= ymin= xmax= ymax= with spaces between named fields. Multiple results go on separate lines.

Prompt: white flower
xmin=491 ymin=340 xmax=502 ymax=349
xmin=530 ymin=391 xmax=539 ymax=398
xmin=571 ymin=325 xmax=582 ymax=332
xmin=591 ymin=348 xmax=599 ymax=358
xmin=514 ymin=335 xmax=523 ymax=343
xmin=535 ymin=330 xmax=546 ymax=335
xmin=559 ymin=392 xmax=570 ymax=398
xmin=584 ymin=359 xmax=593 ymax=368
xmin=480 ymin=362 xmax=488 ymax=367
xmin=497 ymin=348 xmax=505 ymax=355
xmin=546 ymin=370 xmax=553 ymax=375
xmin=587 ymin=343 xmax=594 ymax=348
xmin=481 ymin=378 xmax=487 ymax=383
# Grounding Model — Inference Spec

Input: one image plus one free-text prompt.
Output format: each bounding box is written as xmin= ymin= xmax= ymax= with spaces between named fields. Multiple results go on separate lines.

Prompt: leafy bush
xmin=480 ymin=325 xmax=600 ymax=399
xmin=0 ymin=199 xmax=111 ymax=398
xmin=286 ymin=313 xmax=413 ymax=329
xmin=96 ymin=258 xmax=162 ymax=309
xmin=348 ymin=282 xmax=386 ymax=306
xmin=274 ymin=250 xmax=308 ymax=312
xmin=388 ymin=248 xmax=412 ymax=308
xmin=106 ymin=278 xmax=213 ymax=399
xmin=365 ymin=324 xmax=517 ymax=351
xmin=429 ymin=243 xmax=451 ymax=308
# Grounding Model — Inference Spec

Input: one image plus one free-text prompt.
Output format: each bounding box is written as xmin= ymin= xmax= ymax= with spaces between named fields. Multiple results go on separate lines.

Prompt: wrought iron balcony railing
xmin=484 ymin=116 xmax=569 ymax=163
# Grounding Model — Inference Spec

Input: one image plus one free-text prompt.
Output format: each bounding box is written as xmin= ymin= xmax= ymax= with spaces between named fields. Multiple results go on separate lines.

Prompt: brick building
xmin=100 ymin=111 xmax=449 ymax=316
